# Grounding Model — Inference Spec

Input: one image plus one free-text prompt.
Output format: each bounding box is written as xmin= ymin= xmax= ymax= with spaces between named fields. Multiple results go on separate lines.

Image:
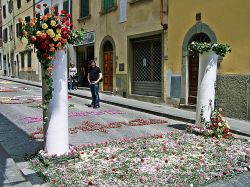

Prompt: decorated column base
xmin=45 ymin=49 xmax=69 ymax=156
xmin=196 ymin=51 xmax=219 ymax=125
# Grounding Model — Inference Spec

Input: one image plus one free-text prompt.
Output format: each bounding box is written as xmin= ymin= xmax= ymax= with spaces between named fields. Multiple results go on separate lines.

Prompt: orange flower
xmin=32 ymin=18 xmax=37 ymax=23
xmin=30 ymin=21 xmax=35 ymax=27
xmin=56 ymin=42 xmax=62 ymax=47
xmin=49 ymin=47 xmax=55 ymax=52
xmin=41 ymin=15 xmax=47 ymax=21
xmin=41 ymin=33 xmax=47 ymax=39
xmin=49 ymin=43 xmax=55 ymax=47
xmin=50 ymin=6 xmax=55 ymax=11
xmin=54 ymin=16 xmax=59 ymax=21
xmin=46 ymin=13 xmax=52 ymax=18
xmin=23 ymin=30 xmax=28 ymax=36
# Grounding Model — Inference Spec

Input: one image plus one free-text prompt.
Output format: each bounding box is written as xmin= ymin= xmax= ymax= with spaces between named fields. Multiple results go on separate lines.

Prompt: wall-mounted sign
xmin=74 ymin=31 xmax=95 ymax=46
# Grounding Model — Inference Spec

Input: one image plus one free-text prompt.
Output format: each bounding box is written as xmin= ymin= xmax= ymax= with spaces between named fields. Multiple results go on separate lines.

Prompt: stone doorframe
xmin=99 ymin=35 xmax=116 ymax=92
xmin=180 ymin=22 xmax=217 ymax=105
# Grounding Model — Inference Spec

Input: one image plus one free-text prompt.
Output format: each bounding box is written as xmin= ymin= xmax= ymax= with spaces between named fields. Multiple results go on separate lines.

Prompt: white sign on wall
xmin=120 ymin=0 xmax=127 ymax=23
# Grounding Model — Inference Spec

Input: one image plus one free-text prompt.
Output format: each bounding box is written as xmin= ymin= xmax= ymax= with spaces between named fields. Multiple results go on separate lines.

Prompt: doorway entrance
xmin=103 ymin=41 xmax=113 ymax=92
xmin=188 ymin=33 xmax=211 ymax=104
xmin=76 ymin=45 xmax=94 ymax=87
xmin=132 ymin=35 xmax=162 ymax=97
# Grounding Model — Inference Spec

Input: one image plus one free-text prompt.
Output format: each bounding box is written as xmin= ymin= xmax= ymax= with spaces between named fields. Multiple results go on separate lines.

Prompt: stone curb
xmin=1 ymin=77 xmax=250 ymax=138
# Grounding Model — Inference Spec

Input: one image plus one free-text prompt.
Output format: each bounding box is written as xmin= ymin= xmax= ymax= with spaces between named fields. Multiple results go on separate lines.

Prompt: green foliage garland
xmin=188 ymin=42 xmax=232 ymax=57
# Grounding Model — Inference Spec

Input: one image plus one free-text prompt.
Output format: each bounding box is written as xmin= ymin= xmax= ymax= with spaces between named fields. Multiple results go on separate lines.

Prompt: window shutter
xmin=80 ymin=0 xmax=89 ymax=18
xmin=103 ymin=0 xmax=115 ymax=12
xmin=63 ymin=0 xmax=69 ymax=13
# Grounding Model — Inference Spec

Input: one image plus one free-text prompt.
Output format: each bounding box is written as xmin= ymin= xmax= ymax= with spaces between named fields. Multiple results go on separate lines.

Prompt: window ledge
xmin=77 ymin=15 xmax=91 ymax=23
xmin=99 ymin=6 xmax=117 ymax=15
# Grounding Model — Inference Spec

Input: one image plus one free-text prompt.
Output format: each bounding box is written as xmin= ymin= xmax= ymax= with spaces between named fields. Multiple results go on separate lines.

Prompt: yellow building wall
xmin=73 ymin=0 xmax=168 ymax=98
xmin=168 ymin=0 xmax=250 ymax=75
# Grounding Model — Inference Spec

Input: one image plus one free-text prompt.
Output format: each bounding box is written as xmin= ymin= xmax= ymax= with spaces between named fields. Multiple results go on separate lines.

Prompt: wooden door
xmin=103 ymin=51 xmax=113 ymax=91
xmin=188 ymin=55 xmax=199 ymax=104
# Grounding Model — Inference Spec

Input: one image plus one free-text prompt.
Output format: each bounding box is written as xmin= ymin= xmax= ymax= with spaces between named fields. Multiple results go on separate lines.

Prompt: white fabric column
xmin=46 ymin=49 xmax=69 ymax=155
xmin=196 ymin=51 xmax=219 ymax=125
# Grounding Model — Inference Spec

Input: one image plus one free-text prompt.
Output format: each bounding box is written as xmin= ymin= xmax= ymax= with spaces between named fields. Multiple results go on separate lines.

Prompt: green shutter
xmin=80 ymin=0 xmax=89 ymax=18
xmin=63 ymin=0 xmax=69 ymax=13
xmin=103 ymin=0 xmax=115 ymax=11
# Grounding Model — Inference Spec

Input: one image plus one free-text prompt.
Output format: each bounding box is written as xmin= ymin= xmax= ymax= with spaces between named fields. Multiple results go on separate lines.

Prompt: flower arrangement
xmin=206 ymin=109 xmax=233 ymax=139
xmin=188 ymin=42 xmax=232 ymax=57
xmin=20 ymin=3 xmax=84 ymax=127
xmin=188 ymin=109 xmax=233 ymax=139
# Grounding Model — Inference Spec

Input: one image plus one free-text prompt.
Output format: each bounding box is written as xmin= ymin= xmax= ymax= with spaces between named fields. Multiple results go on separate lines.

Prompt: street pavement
xmin=0 ymin=78 xmax=249 ymax=186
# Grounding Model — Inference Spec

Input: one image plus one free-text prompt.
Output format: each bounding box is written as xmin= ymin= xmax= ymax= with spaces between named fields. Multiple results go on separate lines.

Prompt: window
xmin=80 ymin=0 xmax=89 ymax=18
xmin=54 ymin=5 xmax=59 ymax=13
xmin=8 ymin=0 xmax=13 ymax=13
xmin=17 ymin=0 xmax=21 ymax=9
xmin=16 ymin=23 xmax=22 ymax=37
xmin=3 ymin=5 xmax=6 ymax=18
xmin=27 ymin=51 xmax=31 ymax=67
xmin=3 ymin=28 xmax=8 ymax=43
xmin=21 ymin=53 xmax=24 ymax=68
xmin=44 ymin=7 xmax=49 ymax=15
xmin=63 ymin=0 xmax=69 ymax=13
xmin=0 ymin=27 xmax=2 ymax=39
xmin=9 ymin=25 xmax=13 ymax=40
xmin=102 ymin=0 xmax=116 ymax=12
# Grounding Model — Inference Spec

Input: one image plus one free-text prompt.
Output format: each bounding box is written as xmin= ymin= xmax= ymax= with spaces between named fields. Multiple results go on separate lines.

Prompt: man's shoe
xmin=93 ymin=106 xmax=100 ymax=109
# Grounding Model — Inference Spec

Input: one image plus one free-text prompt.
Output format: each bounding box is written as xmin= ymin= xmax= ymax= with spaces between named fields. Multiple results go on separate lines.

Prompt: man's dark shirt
xmin=89 ymin=66 xmax=101 ymax=82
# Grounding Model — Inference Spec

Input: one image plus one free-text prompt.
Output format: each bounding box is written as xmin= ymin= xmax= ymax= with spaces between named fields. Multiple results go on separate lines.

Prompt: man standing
xmin=88 ymin=60 xmax=102 ymax=108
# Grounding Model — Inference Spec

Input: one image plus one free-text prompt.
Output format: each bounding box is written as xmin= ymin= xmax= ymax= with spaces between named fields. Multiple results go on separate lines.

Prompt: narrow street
xmin=0 ymin=80 xmax=250 ymax=187
xmin=0 ymin=80 xmax=180 ymax=161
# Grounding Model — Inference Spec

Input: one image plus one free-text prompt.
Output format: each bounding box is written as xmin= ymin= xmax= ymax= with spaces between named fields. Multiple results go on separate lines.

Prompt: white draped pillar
xmin=196 ymin=51 xmax=219 ymax=125
xmin=46 ymin=49 xmax=69 ymax=155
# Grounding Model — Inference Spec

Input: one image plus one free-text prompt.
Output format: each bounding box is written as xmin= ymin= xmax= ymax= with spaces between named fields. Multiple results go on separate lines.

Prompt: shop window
xmin=80 ymin=0 xmax=89 ymax=18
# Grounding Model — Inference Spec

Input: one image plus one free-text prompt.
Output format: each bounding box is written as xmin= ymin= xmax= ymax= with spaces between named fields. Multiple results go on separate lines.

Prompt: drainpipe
xmin=160 ymin=0 xmax=168 ymax=30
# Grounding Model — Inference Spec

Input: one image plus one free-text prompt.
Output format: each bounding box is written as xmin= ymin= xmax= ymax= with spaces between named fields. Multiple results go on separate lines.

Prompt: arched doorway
xmin=103 ymin=41 xmax=113 ymax=92
xmin=188 ymin=33 xmax=211 ymax=104
xmin=181 ymin=22 xmax=217 ymax=105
